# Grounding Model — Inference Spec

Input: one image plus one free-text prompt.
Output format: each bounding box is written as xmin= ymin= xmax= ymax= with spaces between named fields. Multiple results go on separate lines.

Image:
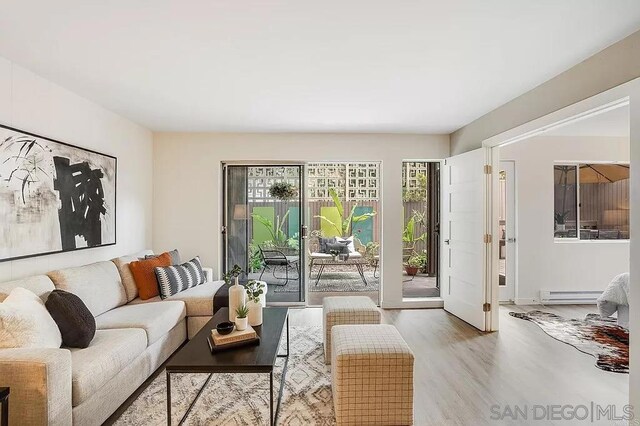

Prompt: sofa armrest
xmin=0 ymin=348 xmax=72 ymax=426
xmin=202 ymin=267 xmax=214 ymax=282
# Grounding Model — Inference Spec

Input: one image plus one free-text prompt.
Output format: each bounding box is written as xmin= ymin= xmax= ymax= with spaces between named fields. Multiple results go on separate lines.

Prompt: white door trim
xmin=498 ymin=160 xmax=516 ymax=302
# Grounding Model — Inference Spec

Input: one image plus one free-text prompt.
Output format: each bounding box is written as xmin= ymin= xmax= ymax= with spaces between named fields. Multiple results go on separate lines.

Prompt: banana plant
xmin=251 ymin=210 xmax=290 ymax=247
xmin=314 ymin=188 xmax=376 ymax=237
xmin=403 ymin=211 xmax=427 ymax=245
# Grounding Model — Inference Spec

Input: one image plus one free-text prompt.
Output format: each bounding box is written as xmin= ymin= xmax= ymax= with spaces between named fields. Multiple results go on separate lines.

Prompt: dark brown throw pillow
xmin=45 ymin=289 xmax=96 ymax=348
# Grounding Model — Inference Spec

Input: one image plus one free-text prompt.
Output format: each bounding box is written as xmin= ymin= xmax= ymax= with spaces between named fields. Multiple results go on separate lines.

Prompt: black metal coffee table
xmin=166 ymin=307 xmax=289 ymax=425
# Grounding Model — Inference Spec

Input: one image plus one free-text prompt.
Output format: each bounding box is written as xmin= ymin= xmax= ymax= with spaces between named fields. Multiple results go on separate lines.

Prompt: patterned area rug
xmin=307 ymin=271 xmax=379 ymax=293
xmin=114 ymin=326 xmax=336 ymax=425
xmin=509 ymin=311 xmax=629 ymax=373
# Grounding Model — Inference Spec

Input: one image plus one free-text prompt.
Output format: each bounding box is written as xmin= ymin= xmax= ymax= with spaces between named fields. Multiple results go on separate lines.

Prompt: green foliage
xmin=252 ymin=210 xmax=290 ymax=247
xmin=364 ymin=241 xmax=380 ymax=266
xmin=314 ymin=188 xmax=376 ymax=237
xmin=249 ymin=243 xmax=263 ymax=271
xmin=403 ymin=173 xmax=427 ymax=202
xmin=235 ymin=304 xmax=249 ymax=319
xmin=287 ymin=233 xmax=300 ymax=251
xmin=407 ymin=252 xmax=427 ymax=268
xmin=268 ymin=181 xmax=298 ymax=200
xmin=403 ymin=210 xmax=427 ymax=245
xmin=223 ymin=264 xmax=244 ymax=285
xmin=244 ymin=280 xmax=265 ymax=304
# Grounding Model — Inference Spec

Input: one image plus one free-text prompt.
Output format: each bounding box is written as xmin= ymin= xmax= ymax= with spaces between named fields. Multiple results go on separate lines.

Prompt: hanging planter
xmin=268 ymin=181 xmax=298 ymax=200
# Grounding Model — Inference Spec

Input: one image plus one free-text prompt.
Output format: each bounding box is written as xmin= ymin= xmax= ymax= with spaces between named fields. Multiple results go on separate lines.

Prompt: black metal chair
xmin=258 ymin=246 xmax=300 ymax=285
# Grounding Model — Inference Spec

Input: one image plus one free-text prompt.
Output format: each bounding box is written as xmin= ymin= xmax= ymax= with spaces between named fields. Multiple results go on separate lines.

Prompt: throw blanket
xmin=213 ymin=284 xmax=230 ymax=314
xmin=597 ymin=273 xmax=629 ymax=318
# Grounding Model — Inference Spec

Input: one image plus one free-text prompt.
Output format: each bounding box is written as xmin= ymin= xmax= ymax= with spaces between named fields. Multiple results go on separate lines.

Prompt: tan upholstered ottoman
xmin=331 ymin=325 xmax=414 ymax=426
xmin=323 ymin=296 xmax=380 ymax=364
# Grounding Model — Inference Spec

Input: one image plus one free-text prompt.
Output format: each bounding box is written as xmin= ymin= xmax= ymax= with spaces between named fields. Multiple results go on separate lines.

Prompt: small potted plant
xmin=235 ymin=304 xmax=249 ymax=331
xmin=404 ymin=253 xmax=425 ymax=276
xmin=268 ymin=181 xmax=298 ymax=200
xmin=555 ymin=211 xmax=568 ymax=231
xmin=244 ymin=280 xmax=265 ymax=326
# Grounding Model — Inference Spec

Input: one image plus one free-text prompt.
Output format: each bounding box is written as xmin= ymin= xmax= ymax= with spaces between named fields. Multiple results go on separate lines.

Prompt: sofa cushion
xmin=128 ymin=252 xmax=172 ymax=300
xmin=70 ymin=328 xmax=147 ymax=406
xmin=46 ymin=290 xmax=96 ymax=348
xmin=0 ymin=275 xmax=55 ymax=302
xmin=94 ymin=301 xmax=186 ymax=345
xmin=48 ymin=261 xmax=127 ymax=317
xmin=168 ymin=280 xmax=225 ymax=316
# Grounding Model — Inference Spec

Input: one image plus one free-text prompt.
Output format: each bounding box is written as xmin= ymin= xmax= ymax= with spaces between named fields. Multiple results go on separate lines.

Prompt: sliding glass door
xmin=223 ymin=164 xmax=305 ymax=304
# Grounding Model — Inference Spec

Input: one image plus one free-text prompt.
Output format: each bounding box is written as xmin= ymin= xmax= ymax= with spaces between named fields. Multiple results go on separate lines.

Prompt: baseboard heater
xmin=539 ymin=290 xmax=603 ymax=304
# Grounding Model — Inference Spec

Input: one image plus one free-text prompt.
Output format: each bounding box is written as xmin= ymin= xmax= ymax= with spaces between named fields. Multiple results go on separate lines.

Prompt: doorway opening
xmin=222 ymin=164 xmax=305 ymax=304
xmin=306 ymin=162 xmax=381 ymax=306
xmin=402 ymin=161 xmax=441 ymax=298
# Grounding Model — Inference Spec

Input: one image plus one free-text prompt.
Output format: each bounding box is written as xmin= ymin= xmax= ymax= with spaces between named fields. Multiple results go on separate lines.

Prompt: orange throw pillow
xmin=128 ymin=252 xmax=172 ymax=300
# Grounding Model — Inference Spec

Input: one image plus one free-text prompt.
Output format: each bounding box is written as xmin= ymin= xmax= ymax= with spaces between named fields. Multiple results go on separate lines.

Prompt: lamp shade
xmin=233 ymin=204 xmax=248 ymax=220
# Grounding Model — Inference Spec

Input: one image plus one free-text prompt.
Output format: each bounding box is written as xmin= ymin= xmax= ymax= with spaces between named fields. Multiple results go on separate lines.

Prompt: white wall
xmin=500 ymin=136 xmax=630 ymax=303
xmin=0 ymin=55 xmax=153 ymax=281
xmin=152 ymin=132 xmax=449 ymax=307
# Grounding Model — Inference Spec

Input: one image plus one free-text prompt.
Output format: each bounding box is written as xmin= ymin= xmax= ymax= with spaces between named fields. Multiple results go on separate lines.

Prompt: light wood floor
xmin=290 ymin=305 xmax=629 ymax=425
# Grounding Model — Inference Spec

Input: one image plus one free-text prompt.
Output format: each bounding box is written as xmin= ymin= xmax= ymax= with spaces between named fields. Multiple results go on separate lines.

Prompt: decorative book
xmin=207 ymin=326 xmax=260 ymax=353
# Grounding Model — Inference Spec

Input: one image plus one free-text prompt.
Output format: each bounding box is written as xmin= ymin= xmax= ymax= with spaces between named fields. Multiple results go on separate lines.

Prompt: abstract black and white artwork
xmin=0 ymin=125 xmax=116 ymax=261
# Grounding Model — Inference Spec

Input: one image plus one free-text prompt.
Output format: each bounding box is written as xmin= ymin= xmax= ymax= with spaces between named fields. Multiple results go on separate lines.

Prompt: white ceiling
xmin=546 ymin=105 xmax=630 ymax=137
xmin=0 ymin=1 xmax=639 ymax=133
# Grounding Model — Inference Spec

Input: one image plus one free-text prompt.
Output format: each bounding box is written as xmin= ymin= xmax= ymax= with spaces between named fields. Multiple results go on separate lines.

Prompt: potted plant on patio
xmin=235 ymin=304 xmax=249 ymax=331
xmin=404 ymin=253 xmax=425 ymax=276
xmin=244 ymin=280 xmax=265 ymax=326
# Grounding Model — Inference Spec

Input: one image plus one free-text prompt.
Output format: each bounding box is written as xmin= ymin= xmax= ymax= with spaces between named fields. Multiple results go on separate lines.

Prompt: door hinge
xmin=484 ymin=165 xmax=492 ymax=174
xmin=484 ymin=234 xmax=492 ymax=244
xmin=483 ymin=303 xmax=491 ymax=312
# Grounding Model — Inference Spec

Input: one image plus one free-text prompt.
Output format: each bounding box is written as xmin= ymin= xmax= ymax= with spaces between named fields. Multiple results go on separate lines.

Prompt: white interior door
xmin=499 ymin=161 xmax=516 ymax=302
xmin=441 ymin=148 xmax=489 ymax=331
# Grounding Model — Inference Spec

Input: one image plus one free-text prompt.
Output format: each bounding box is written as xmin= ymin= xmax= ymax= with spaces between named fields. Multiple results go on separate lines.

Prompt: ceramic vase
xmin=235 ymin=316 xmax=248 ymax=331
xmin=228 ymin=277 xmax=246 ymax=322
xmin=247 ymin=300 xmax=263 ymax=326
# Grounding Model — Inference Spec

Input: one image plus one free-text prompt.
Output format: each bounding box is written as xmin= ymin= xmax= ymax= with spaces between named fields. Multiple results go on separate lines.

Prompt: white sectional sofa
xmin=0 ymin=250 xmax=225 ymax=426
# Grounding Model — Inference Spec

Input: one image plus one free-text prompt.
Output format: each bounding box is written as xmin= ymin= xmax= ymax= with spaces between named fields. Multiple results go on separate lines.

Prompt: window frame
xmin=553 ymin=160 xmax=630 ymax=243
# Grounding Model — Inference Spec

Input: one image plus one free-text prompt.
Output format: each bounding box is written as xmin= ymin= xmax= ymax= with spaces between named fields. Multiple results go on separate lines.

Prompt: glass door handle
xmin=301 ymin=225 xmax=308 ymax=239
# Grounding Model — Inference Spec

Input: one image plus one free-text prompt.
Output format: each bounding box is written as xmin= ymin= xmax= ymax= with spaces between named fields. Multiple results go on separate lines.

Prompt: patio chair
xmin=258 ymin=246 xmax=300 ymax=285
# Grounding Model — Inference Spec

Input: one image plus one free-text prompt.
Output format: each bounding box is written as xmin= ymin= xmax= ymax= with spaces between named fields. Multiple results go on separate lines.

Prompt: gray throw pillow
xmin=326 ymin=241 xmax=349 ymax=254
xmin=319 ymin=237 xmax=336 ymax=253
xmin=146 ymin=249 xmax=181 ymax=265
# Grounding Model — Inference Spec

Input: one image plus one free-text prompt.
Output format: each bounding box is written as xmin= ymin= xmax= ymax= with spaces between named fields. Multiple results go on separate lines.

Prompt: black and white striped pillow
xmin=154 ymin=257 xmax=205 ymax=299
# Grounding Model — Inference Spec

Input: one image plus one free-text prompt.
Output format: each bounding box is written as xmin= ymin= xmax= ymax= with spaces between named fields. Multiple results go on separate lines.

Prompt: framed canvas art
xmin=0 ymin=124 xmax=117 ymax=261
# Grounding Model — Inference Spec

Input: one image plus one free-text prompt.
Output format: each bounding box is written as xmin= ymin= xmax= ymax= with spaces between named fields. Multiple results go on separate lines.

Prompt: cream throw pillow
xmin=0 ymin=287 xmax=62 ymax=348
xmin=335 ymin=236 xmax=356 ymax=253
